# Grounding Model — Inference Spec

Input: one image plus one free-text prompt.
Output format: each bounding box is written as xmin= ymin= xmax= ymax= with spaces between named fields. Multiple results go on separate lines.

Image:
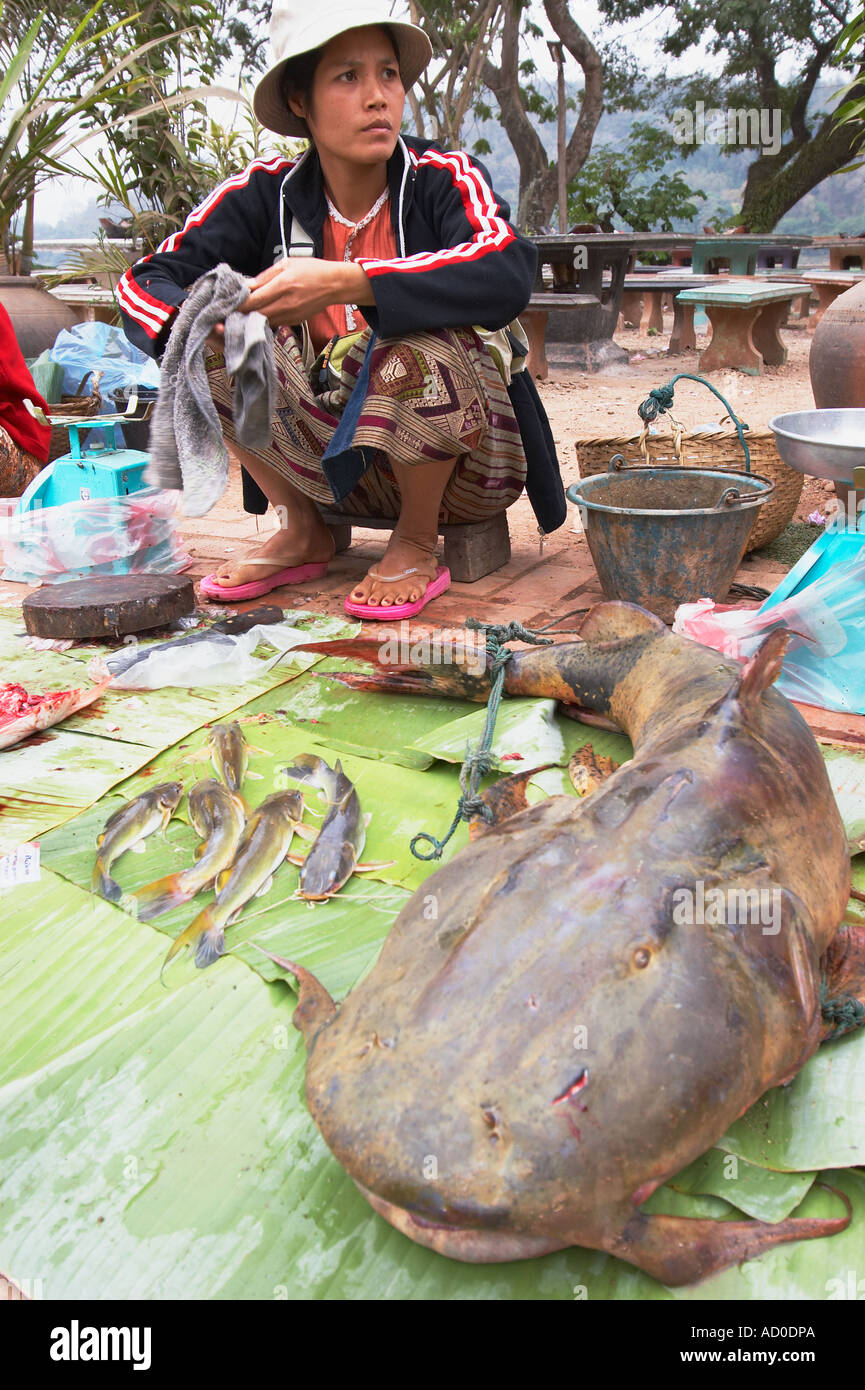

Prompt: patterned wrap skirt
xmin=206 ymin=324 xmax=527 ymax=524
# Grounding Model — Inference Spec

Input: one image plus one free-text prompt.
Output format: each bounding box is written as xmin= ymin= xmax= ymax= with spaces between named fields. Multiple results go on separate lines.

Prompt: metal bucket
xmin=567 ymin=457 xmax=775 ymax=623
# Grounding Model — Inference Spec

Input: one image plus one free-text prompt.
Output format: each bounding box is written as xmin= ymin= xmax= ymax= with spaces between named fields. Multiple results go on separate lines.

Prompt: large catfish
xmin=278 ymin=602 xmax=857 ymax=1284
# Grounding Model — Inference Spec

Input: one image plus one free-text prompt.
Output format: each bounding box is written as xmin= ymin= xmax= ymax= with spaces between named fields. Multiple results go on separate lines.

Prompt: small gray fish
xmin=162 ymin=790 xmax=303 ymax=973
xmin=91 ymin=782 xmax=184 ymax=902
xmin=210 ymin=722 xmax=248 ymax=800
xmin=134 ymin=779 xmax=247 ymax=920
xmin=281 ymin=754 xmax=369 ymax=901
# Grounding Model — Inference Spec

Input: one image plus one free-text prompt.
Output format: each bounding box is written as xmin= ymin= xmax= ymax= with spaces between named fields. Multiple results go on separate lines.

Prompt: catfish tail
xmin=91 ymin=861 xmax=122 ymax=903
xmin=161 ymin=904 xmax=221 ymax=981
xmin=134 ymin=872 xmax=197 ymax=921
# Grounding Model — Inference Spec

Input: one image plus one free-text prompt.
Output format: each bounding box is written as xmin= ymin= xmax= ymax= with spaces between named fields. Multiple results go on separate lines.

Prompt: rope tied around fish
xmin=821 ymin=980 xmax=865 ymax=1041
xmin=410 ymin=618 xmax=556 ymax=861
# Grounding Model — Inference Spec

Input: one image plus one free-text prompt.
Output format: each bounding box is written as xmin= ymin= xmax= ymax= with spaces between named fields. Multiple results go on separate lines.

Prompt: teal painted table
xmin=676 ymin=280 xmax=804 ymax=375
xmin=692 ymin=235 xmax=812 ymax=276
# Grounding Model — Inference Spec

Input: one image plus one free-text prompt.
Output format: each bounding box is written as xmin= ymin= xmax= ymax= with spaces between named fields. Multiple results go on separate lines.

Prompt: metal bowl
xmin=768 ymin=408 xmax=865 ymax=484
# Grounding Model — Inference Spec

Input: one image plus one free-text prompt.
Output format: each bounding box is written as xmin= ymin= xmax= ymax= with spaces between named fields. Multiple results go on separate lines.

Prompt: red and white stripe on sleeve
xmin=116 ymin=155 xmax=296 ymax=339
xmin=356 ymin=147 xmax=515 ymax=280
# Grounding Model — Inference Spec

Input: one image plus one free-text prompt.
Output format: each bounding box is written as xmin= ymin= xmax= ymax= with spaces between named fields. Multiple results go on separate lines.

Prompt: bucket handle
xmin=637 ymin=374 xmax=751 ymax=474
xmin=718 ymin=486 xmax=749 ymax=507
xmin=607 ymin=453 xmax=628 ymax=472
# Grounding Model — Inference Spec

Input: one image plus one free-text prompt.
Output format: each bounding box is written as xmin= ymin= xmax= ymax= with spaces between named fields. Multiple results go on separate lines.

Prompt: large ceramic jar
xmin=809 ymin=279 xmax=865 ymax=408
xmin=0 ymin=275 xmax=80 ymax=358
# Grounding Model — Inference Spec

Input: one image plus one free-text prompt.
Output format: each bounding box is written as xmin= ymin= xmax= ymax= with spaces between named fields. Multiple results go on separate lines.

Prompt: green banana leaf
xmin=821 ymin=748 xmax=865 ymax=852
xmin=666 ymin=1149 xmax=816 ymax=1223
xmin=2 ymin=869 xmax=863 ymax=1301
xmin=718 ymin=1028 xmax=865 ymax=1172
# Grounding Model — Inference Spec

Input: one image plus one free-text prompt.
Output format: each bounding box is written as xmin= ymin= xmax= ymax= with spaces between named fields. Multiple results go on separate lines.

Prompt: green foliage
xmin=596 ymin=0 xmax=861 ymax=226
xmin=831 ymin=3 xmax=865 ymax=170
xmin=567 ymin=120 xmax=707 ymax=231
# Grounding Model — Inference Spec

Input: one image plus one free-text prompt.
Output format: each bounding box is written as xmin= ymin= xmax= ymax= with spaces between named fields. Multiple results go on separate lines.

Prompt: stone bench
xmin=675 ymin=281 xmax=805 ymax=375
xmin=619 ymin=274 xmax=723 ymax=353
xmin=520 ymin=291 xmax=599 ymax=379
xmin=320 ymin=509 xmax=511 ymax=584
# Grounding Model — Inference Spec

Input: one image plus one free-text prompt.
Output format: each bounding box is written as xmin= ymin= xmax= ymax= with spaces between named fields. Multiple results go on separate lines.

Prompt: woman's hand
xmin=239 ymin=258 xmax=374 ymax=327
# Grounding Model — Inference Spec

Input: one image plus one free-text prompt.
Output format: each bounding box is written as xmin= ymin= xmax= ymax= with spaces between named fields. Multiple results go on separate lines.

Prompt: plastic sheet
xmin=1 ymin=488 xmax=190 ymax=584
xmin=93 ymin=616 xmax=347 ymax=689
xmin=673 ymin=555 xmax=865 ymax=713
xmin=49 ymin=323 xmax=160 ymax=399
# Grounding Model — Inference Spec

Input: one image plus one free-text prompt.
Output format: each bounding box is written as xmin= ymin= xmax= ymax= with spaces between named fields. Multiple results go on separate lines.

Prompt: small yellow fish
xmin=91 ymin=783 xmax=183 ymax=902
xmin=134 ymin=779 xmax=246 ymax=920
xmin=209 ymin=722 xmax=248 ymax=800
xmin=161 ymin=790 xmax=303 ymax=975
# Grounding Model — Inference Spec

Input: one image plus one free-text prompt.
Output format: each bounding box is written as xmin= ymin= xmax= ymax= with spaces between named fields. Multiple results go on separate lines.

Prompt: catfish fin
xmin=194 ymin=927 xmax=225 ymax=969
xmin=568 ymin=746 xmax=620 ymax=798
xmin=286 ymin=851 xmax=306 ymax=867
xmin=733 ymin=628 xmax=789 ymax=715
xmin=250 ymin=946 xmax=337 ymax=1050
xmin=579 ymin=601 xmax=667 ymax=644
xmin=293 ymin=822 xmax=318 ymax=842
xmin=821 ymin=921 xmax=865 ymax=1042
xmin=254 ymin=875 xmax=273 ymax=899
xmin=353 ymin=859 xmax=397 ymax=872
xmin=215 ymin=867 xmax=233 ymax=894
xmin=604 ymin=1188 xmax=851 ymax=1285
xmin=469 ymin=765 xmax=554 ymax=842
xmin=134 ymin=872 xmax=196 ymax=920
xmin=160 ymin=907 xmax=213 ymax=981
xmin=91 ymin=864 xmax=122 ymax=902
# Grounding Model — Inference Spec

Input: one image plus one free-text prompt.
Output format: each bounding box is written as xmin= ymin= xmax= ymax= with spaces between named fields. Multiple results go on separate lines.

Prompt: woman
xmin=118 ymin=4 xmax=564 ymax=617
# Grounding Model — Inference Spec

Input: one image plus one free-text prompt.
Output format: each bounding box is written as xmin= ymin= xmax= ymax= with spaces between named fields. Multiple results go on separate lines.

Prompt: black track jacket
xmin=118 ymin=135 xmax=565 ymax=532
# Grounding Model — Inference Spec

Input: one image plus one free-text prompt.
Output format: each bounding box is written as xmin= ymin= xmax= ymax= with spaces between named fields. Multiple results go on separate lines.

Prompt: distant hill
xmin=463 ymin=80 xmax=865 ymax=235
xmin=34 ymin=81 xmax=864 ymax=240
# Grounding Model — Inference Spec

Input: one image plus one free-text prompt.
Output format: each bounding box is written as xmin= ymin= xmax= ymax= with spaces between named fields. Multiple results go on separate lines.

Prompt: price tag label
xmin=0 ymin=844 xmax=41 ymax=887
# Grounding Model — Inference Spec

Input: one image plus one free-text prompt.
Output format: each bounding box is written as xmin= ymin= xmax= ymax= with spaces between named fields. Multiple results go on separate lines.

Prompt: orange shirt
xmin=306 ymin=189 xmax=397 ymax=356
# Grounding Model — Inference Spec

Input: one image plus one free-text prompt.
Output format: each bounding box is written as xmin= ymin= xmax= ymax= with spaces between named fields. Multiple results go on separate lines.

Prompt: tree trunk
xmin=20 ymin=188 xmax=35 ymax=278
xmin=739 ymin=111 xmax=863 ymax=231
xmin=482 ymin=0 xmax=603 ymax=230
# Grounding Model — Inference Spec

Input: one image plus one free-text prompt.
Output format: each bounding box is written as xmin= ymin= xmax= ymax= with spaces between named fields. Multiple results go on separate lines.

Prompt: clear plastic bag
xmin=673 ymin=555 xmax=865 ymax=713
xmin=1 ymin=488 xmax=190 ymax=584
xmin=49 ymin=323 xmax=160 ymax=399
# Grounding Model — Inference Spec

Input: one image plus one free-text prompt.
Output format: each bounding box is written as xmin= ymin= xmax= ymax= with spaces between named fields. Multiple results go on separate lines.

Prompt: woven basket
xmin=46 ymin=371 xmax=103 ymax=462
xmin=574 ymin=423 xmax=803 ymax=552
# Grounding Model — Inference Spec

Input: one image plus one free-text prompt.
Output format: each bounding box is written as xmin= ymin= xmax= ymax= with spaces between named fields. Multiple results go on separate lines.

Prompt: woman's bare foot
xmin=348 ymin=534 xmax=440 ymax=607
xmin=211 ymin=514 xmax=335 ymax=589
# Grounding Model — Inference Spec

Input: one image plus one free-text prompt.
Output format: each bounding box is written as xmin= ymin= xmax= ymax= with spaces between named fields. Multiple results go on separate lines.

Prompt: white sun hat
xmin=253 ymin=2 xmax=433 ymax=137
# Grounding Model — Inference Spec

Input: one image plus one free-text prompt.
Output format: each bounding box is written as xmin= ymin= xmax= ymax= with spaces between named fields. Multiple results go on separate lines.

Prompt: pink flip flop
xmin=199 ymin=559 xmax=329 ymax=602
xmin=344 ymin=564 xmax=451 ymax=621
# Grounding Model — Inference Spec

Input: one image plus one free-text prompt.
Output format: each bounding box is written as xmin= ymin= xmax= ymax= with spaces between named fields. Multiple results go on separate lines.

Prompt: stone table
xmin=529 ymin=233 xmax=635 ymax=370
xmin=691 ymin=234 xmax=813 ymax=276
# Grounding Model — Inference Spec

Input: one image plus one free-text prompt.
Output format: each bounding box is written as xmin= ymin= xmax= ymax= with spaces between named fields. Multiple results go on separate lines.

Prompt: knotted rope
xmin=821 ymin=978 xmax=865 ymax=1042
xmin=410 ymin=618 xmax=554 ymax=861
xmin=637 ymin=372 xmax=752 ymax=474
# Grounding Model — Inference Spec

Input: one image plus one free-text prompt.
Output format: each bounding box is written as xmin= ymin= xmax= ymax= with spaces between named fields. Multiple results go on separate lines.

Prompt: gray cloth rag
xmin=147 ymin=262 xmax=276 ymax=517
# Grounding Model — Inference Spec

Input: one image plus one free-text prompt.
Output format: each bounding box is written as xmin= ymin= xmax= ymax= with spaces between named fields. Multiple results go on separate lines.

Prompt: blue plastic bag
xmin=674 ymin=554 xmax=865 ymax=714
xmin=49 ymin=322 xmax=160 ymax=399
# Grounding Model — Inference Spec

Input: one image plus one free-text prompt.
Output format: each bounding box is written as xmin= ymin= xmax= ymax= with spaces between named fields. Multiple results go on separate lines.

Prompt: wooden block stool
xmin=320 ymin=509 xmax=511 ymax=583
